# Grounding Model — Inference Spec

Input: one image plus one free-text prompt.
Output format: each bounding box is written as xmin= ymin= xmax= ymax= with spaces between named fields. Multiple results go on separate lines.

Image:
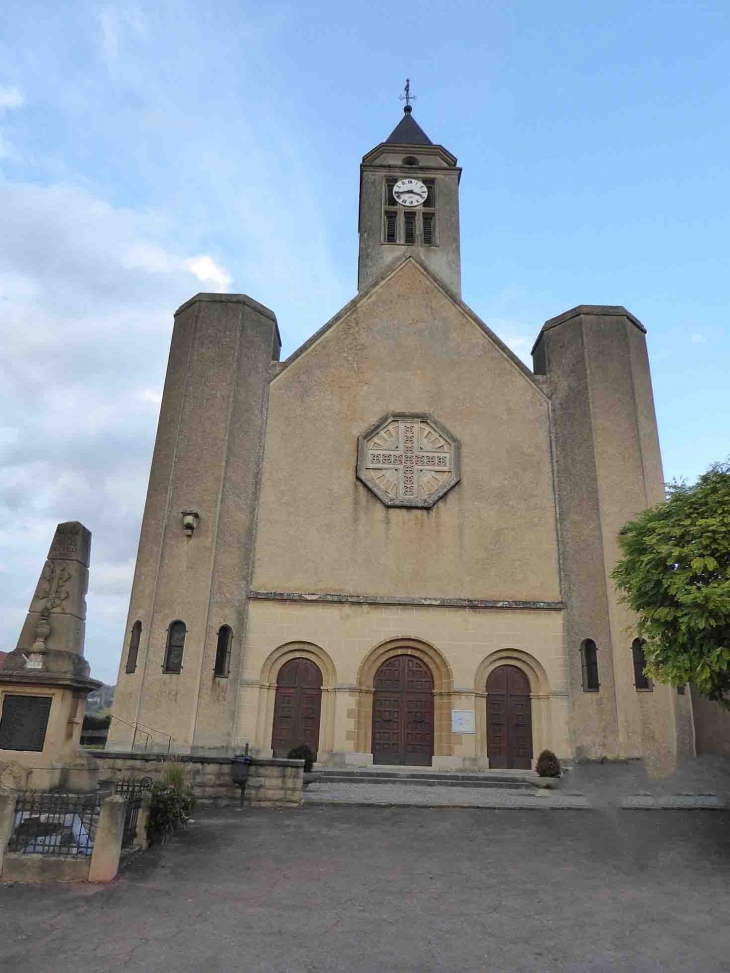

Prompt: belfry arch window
xmin=214 ymin=625 xmax=233 ymax=677
xmin=580 ymin=639 xmax=600 ymax=692
xmin=163 ymin=621 xmax=186 ymax=673
xmin=632 ymin=638 xmax=653 ymax=691
xmin=125 ymin=621 xmax=142 ymax=674
xmin=382 ymin=178 xmax=437 ymax=247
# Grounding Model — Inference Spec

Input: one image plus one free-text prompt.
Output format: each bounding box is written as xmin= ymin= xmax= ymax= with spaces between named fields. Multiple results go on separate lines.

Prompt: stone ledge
xmin=249 ymin=591 xmax=564 ymax=611
xmin=174 ymin=292 xmax=277 ymax=323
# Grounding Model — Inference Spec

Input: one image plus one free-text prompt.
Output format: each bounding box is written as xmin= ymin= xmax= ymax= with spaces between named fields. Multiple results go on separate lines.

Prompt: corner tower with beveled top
xmin=358 ymin=104 xmax=461 ymax=297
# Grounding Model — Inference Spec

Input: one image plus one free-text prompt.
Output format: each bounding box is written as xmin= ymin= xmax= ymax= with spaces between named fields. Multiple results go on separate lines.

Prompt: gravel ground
xmin=2 ymin=805 xmax=729 ymax=973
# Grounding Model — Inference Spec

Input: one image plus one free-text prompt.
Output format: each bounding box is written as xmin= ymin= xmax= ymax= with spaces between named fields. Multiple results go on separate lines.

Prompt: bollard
xmin=0 ymin=788 xmax=16 ymax=879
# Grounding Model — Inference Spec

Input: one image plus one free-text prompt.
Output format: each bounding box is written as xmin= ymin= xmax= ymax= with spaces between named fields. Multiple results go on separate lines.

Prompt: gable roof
xmin=385 ymin=109 xmax=433 ymax=146
xmin=274 ymin=256 xmax=546 ymax=397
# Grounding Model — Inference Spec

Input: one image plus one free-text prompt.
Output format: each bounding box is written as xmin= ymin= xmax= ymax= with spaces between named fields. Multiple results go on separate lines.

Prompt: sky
xmin=1 ymin=0 xmax=728 ymax=683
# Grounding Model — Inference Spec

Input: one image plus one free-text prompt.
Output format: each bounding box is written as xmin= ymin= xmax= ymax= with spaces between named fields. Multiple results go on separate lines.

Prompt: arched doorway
xmin=486 ymin=665 xmax=533 ymax=769
xmin=271 ymin=658 xmax=323 ymax=758
xmin=372 ymin=655 xmax=434 ymax=766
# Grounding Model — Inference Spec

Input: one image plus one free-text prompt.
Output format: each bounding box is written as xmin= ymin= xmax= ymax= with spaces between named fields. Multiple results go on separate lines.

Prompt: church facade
xmin=109 ymin=107 xmax=695 ymax=770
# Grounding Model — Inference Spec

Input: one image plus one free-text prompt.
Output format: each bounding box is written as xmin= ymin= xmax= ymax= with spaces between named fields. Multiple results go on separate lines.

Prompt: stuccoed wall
xmin=91 ymin=752 xmax=304 ymax=808
xmin=254 ymin=259 xmax=560 ymax=605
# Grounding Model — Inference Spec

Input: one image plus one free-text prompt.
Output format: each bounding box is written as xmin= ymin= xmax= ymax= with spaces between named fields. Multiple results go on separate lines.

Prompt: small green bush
xmin=535 ymin=750 xmax=561 ymax=778
xmin=147 ymin=762 xmax=195 ymax=846
xmin=287 ymin=743 xmax=315 ymax=773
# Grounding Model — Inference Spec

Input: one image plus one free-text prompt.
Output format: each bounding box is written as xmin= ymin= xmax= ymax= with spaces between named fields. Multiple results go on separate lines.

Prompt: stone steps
xmin=306 ymin=768 xmax=539 ymax=791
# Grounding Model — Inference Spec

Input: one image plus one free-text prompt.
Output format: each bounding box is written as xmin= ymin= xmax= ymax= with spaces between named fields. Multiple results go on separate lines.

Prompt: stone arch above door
xmin=260 ymin=641 xmax=337 ymax=688
xmin=357 ymin=638 xmax=453 ymax=693
xmin=474 ymin=647 xmax=549 ymax=697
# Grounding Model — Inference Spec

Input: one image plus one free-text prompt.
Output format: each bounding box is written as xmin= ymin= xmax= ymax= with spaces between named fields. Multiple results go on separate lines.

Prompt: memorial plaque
xmin=451 ymin=710 xmax=476 ymax=734
xmin=0 ymin=695 xmax=52 ymax=752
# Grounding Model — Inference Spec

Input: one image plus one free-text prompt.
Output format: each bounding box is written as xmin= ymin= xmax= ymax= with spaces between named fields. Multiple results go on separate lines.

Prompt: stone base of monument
xmin=0 ymin=671 xmax=101 ymax=791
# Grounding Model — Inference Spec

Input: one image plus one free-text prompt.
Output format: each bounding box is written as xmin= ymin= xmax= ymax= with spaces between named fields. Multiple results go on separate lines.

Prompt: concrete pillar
xmin=0 ymin=788 xmax=16 ymax=878
xmin=136 ymin=794 xmax=151 ymax=849
xmin=88 ymin=795 xmax=125 ymax=883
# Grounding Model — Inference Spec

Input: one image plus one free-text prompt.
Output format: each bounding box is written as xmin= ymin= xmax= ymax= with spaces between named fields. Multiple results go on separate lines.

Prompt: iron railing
xmin=115 ymin=777 xmax=153 ymax=849
xmin=8 ymin=792 xmax=101 ymax=857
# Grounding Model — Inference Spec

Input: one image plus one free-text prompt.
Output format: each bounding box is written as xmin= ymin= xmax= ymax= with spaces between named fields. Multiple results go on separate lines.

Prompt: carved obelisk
xmin=0 ymin=522 xmax=101 ymax=790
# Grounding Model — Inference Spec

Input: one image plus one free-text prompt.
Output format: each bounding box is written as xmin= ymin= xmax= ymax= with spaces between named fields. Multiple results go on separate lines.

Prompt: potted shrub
xmin=147 ymin=762 xmax=195 ymax=846
xmin=287 ymin=743 xmax=315 ymax=773
xmin=535 ymin=750 xmax=561 ymax=789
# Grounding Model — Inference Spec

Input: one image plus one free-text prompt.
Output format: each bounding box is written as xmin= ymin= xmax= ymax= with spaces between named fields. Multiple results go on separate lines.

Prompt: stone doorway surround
xmin=356 ymin=638 xmax=454 ymax=767
xmin=254 ymin=642 xmax=337 ymax=760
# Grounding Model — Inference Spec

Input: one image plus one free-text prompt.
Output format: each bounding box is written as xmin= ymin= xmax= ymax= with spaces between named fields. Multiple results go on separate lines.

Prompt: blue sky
xmin=1 ymin=0 xmax=728 ymax=682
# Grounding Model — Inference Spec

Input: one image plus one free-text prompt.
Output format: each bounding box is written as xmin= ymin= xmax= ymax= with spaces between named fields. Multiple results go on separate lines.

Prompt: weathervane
xmin=399 ymin=78 xmax=416 ymax=113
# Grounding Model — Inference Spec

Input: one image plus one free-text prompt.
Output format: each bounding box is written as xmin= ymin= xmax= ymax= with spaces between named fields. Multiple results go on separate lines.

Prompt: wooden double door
xmin=486 ymin=665 xmax=533 ymax=769
xmin=271 ymin=658 xmax=322 ymax=758
xmin=372 ymin=655 xmax=434 ymax=766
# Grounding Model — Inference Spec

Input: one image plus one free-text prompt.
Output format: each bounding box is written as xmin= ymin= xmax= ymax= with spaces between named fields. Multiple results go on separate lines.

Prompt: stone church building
xmin=109 ymin=106 xmax=696 ymax=770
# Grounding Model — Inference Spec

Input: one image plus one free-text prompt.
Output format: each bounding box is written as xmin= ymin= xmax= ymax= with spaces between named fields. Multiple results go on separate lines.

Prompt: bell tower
xmin=358 ymin=92 xmax=462 ymax=297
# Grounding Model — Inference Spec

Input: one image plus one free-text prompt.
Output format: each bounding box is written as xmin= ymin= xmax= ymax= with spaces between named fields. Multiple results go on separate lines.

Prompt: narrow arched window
xmin=125 ymin=621 xmax=142 ymax=674
xmin=214 ymin=625 xmax=232 ymax=677
xmin=580 ymin=639 xmax=600 ymax=691
xmin=163 ymin=621 xmax=186 ymax=673
xmin=632 ymin=638 xmax=652 ymax=690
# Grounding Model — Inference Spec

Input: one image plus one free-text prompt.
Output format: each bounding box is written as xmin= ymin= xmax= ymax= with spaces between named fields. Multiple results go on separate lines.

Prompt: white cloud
xmin=690 ymin=334 xmax=706 ymax=344
xmin=0 ymin=86 xmax=24 ymax=111
xmin=137 ymin=388 xmax=163 ymax=406
xmin=186 ymin=254 xmax=232 ymax=291
xmin=0 ymin=180 xmax=223 ymax=680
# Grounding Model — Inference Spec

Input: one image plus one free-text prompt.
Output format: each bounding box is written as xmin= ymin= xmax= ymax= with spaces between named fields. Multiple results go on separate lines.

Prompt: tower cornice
xmin=361 ymin=142 xmax=457 ymax=167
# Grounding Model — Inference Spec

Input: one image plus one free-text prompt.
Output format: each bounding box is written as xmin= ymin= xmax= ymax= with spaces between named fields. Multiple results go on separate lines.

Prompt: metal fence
xmin=115 ymin=777 xmax=153 ymax=849
xmin=8 ymin=792 xmax=101 ymax=857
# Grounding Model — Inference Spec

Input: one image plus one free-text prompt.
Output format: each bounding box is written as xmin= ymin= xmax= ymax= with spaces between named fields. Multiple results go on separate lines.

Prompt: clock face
xmin=393 ymin=177 xmax=428 ymax=207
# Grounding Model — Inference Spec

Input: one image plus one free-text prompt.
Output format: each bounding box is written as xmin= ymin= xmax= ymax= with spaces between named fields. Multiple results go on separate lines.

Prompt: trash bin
xmin=231 ymin=754 xmax=252 ymax=808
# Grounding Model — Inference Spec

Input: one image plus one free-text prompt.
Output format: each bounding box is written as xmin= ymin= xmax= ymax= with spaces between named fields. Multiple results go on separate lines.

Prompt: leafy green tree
xmin=611 ymin=461 xmax=730 ymax=705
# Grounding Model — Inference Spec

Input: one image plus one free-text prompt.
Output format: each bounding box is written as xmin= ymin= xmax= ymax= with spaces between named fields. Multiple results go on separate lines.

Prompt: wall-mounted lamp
xmin=181 ymin=510 xmax=200 ymax=537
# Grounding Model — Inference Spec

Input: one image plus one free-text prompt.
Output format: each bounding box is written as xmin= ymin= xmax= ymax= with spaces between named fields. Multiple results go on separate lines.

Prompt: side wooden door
xmin=271 ymin=658 xmax=323 ymax=758
xmin=486 ymin=665 xmax=533 ymax=770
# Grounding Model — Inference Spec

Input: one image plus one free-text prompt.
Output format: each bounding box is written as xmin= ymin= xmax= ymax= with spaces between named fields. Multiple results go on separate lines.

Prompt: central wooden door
xmin=486 ymin=665 xmax=533 ymax=769
xmin=372 ymin=655 xmax=434 ymax=766
xmin=271 ymin=658 xmax=322 ymax=758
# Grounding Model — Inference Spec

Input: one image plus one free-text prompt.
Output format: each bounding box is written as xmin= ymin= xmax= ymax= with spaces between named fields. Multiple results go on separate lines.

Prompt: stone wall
xmin=91 ymin=751 xmax=303 ymax=807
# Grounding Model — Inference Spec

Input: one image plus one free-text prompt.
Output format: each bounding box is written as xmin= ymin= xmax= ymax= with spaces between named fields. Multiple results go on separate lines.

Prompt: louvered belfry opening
xmin=381 ymin=176 xmax=437 ymax=247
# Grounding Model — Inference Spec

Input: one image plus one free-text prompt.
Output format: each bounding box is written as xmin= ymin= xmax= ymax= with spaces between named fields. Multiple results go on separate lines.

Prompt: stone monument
xmin=0 ymin=522 xmax=101 ymax=790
